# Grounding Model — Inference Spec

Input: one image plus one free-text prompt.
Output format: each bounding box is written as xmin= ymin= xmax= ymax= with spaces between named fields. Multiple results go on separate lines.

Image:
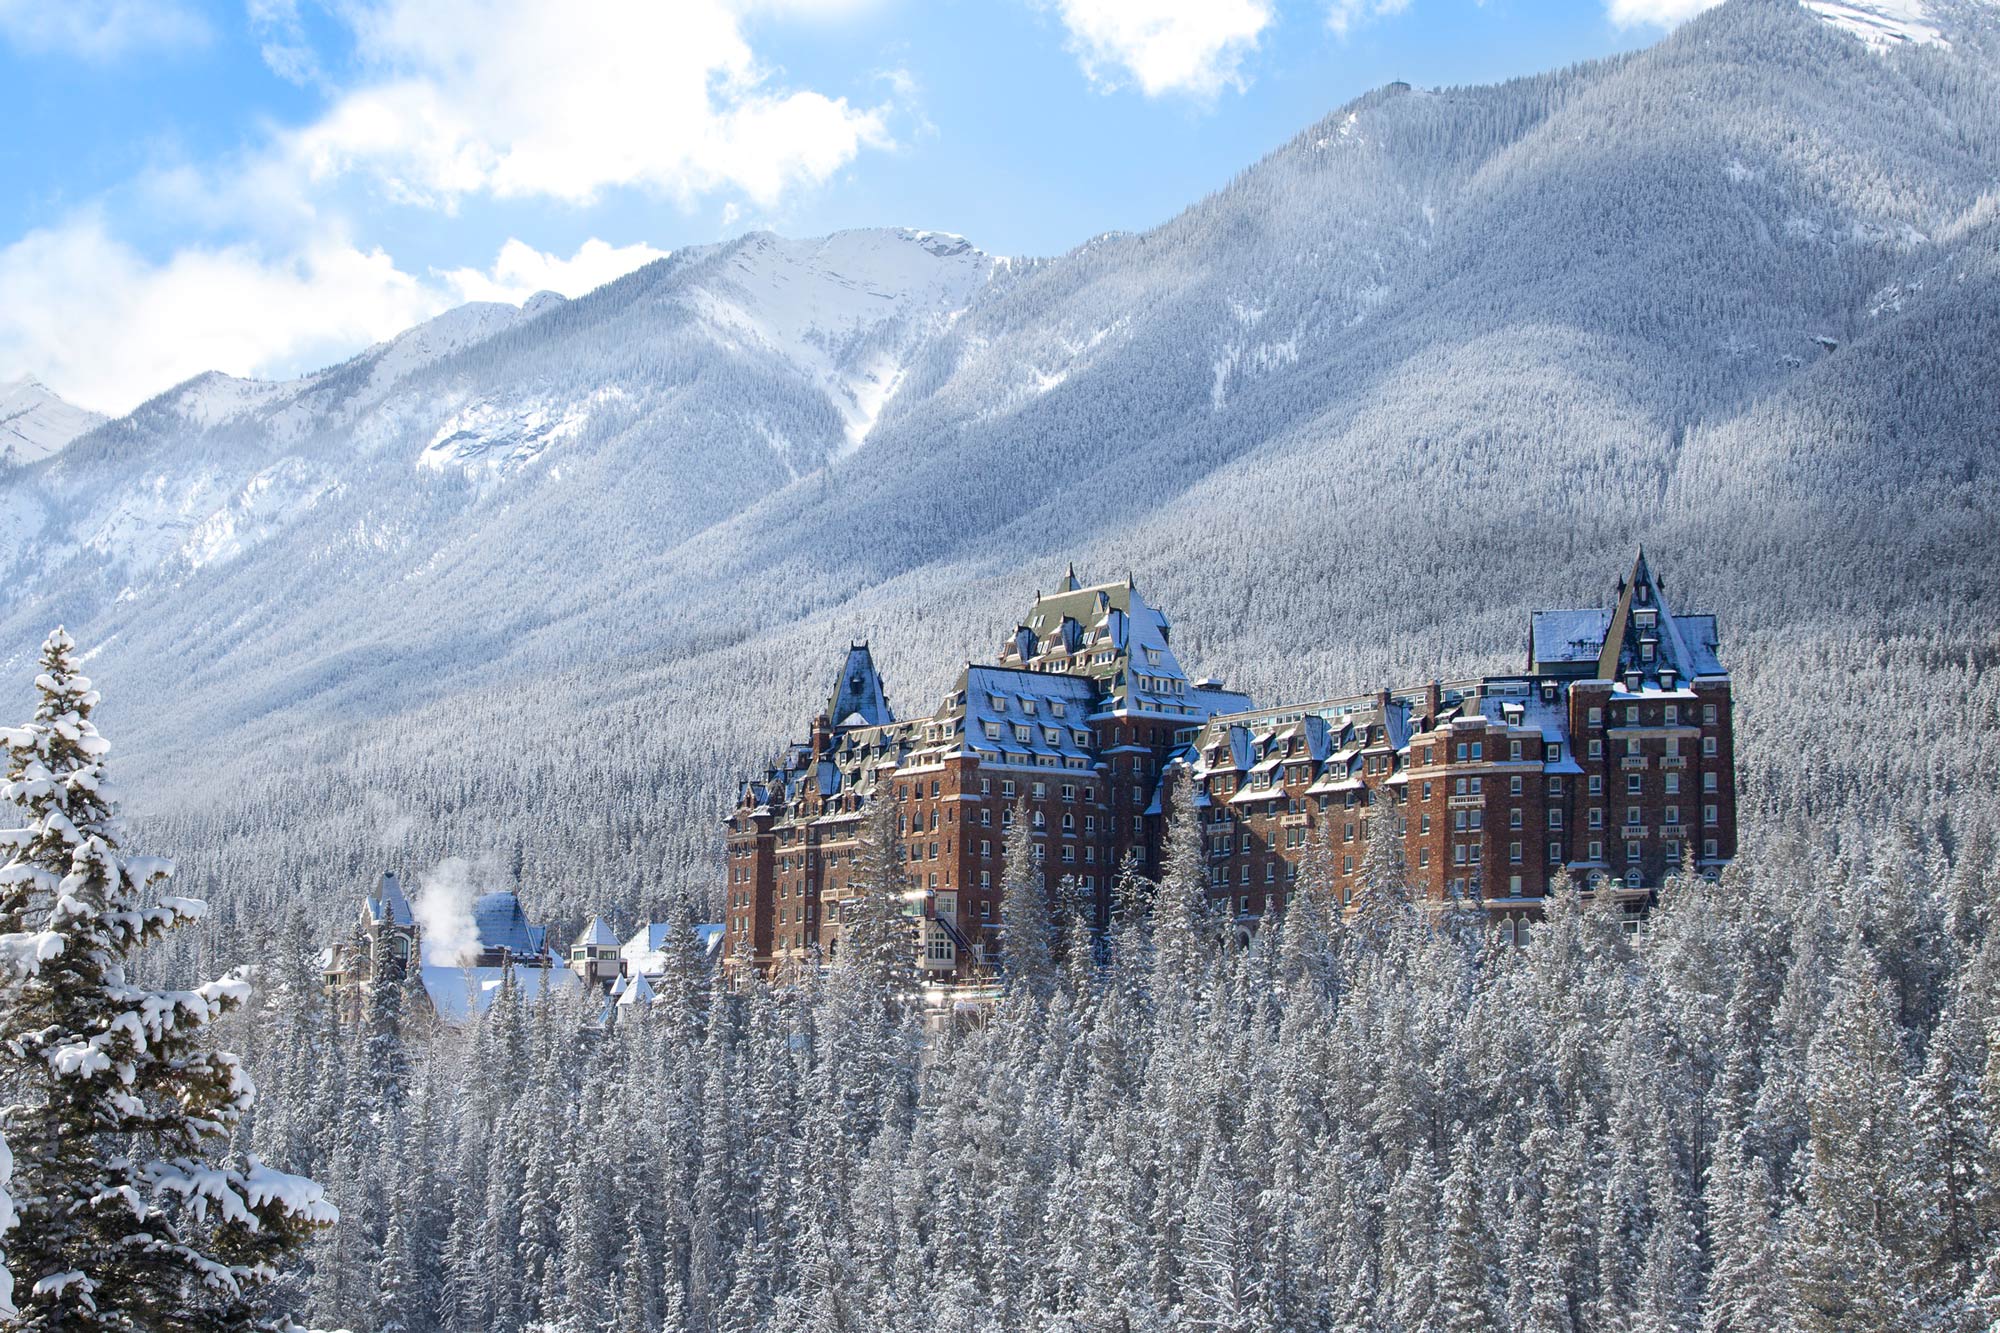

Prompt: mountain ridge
xmin=0 ymin=0 xmax=1994 ymax=923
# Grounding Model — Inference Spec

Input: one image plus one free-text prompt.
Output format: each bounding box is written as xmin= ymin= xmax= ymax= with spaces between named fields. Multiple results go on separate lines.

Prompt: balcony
xmin=1447 ymin=794 xmax=1484 ymax=809
xmin=1620 ymin=756 xmax=1648 ymax=771
xmin=1660 ymin=755 xmax=1688 ymax=769
xmin=1279 ymin=813 xmax=1309 ymax=828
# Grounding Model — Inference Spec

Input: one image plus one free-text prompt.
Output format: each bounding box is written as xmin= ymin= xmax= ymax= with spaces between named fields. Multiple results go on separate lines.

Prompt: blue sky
xmin=0 ymin=0 xmax=1709 ymax=414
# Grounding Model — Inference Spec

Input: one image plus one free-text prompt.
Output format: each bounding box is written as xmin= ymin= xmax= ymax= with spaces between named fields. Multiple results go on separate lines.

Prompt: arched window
xmin=1498 ymin=918 xmax=1518 ymax=947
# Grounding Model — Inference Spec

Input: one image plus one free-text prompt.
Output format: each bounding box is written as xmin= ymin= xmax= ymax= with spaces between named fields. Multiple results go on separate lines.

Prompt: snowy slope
xmin=679 ymin=229 xmax=1003 ymax=448
xmin=0 ymin=377 xmax=105 ymax=466
xmin=0 ymin=0 xmax=1993 ymax=928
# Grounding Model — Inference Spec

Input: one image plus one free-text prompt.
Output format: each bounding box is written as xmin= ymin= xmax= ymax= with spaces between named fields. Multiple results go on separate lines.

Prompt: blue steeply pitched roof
xmin=828 ymin=642 xmax=893 ymax=729
xmin=473 ymin=892 xmax=544 ymax=955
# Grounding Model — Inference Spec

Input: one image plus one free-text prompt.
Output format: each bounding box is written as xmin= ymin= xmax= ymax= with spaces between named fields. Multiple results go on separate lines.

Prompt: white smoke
xmin=414 ymin=856 xmax=482 ymax=967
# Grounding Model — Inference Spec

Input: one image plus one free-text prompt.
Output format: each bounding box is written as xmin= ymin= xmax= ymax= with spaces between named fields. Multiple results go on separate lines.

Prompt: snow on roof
xmin=617 ymin=972 xmax=656 ymax=1006
xmin=1531 ymin=610 xmax=1611 ymax=666
xmin=420 ymin=963 xmax=578 ymax=1024
xmin=365 ymin=871 xmax=414 ymax=928
xmin=620 ymin=921 xmax=727 ymax=974
xmin=473 ymin=892 xmax=545 ymax=955
xmin=574 ymin=916 xmax=619 ymax=949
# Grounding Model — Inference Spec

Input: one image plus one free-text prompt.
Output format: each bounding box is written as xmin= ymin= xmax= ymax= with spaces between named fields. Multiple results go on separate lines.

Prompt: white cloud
xmin=1604 ymin=0 xmax=1722 ymax=26
xmin=0 ymin=0 xmax=208 ymax=59
xmin=0 ymin=217 xmax=445 ymax=415
xmin=1326 ymin=0 xmax=1414 ymax=37
xmin=1051 ymin=0 xmax=1275 ymax=97
xmin=438 ymin=237 xmax=671 ymax=305
xmin=288 ymin=0 xmax=895 ymax=208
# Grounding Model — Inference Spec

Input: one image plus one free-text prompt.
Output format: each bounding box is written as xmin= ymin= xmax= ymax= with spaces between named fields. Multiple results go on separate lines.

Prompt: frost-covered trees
xmin=0 ymin=629 xmax=333 ymax=1329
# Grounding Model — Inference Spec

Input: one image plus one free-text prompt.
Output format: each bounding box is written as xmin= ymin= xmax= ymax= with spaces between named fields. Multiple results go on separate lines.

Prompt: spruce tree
xmin=0 ymin=628 xmax=334 ymax=1330
xmin=998 ymin=802 xmax=1056 ymax=999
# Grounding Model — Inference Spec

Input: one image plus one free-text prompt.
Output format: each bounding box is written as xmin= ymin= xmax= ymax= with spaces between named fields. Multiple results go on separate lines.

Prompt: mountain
xmin=0 ymin=376 xmax=105 ymax=467
xmin=1 ymin=0 xmax=1996 ymax=930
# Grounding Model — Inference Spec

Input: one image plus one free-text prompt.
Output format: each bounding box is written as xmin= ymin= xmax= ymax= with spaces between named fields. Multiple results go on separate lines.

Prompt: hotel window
xmin=983 ymin=721 xmax=1000 ymax=739
xmin=1545 ymin=743 xmax=1560 ymax=762
xmin=1588 ymin=707 xmax=1602 ymax=725
xmin=1470 ymin=843 xmax=1483 ymax=863
xmin=1627 ymin=774 xmax=1642 ymax=795
xmin=1422 ymin=781 xmax=1432 ymax=800
xmin=1704 ymin=772 xmax=1718 ymax=792
xmin=1548 ymin=809 xmax=1563 ymax=828
xmin=1472 ymin=742 xmax=1484 ymax=760
xmin=1051 ymin=701 xmax=1065 ymax=717
xmin=1023 ymin=700 xmax=1037 ymax=715
xmin=1626 ymin=841 xmax=1642 ymax=863
xmin=1703 ymin=736 xmax=1718 ymax=756
xmin=980 ymin=870 xmax=991 ymax=887
xmin=1664 ymin=704 xmax=1678 ymax=725
xmin=1420 ymin=814 xmax=1431 ymax=834
xmin=1061 ymin=813 xmax=1075 ymax=831
xmin=1549 ymin=841 xmax=1563 ymax=862
xmin=1454 ymin=777 xmax=1468 ymax=796
xmin=990 ymin=696 xmax=1006 ymax=711
xmin=1664 ymin=773 xmax=1680 ymax=795
xmin=980 ymin=777 xmax=991 ymax=794
xmin=1589 ymin=840 xmax=1603 ymax=860
xmin=1589 ymin=740 xmax=1603 ymax=758
xmin=1454 ymin=810 xmax=1467 ymax=831
xmin=1588 ymin=774 xmax=1603 ymax=795
xmin=1417 ymin=848 xmax=1429 ymax=867
xmin=1061 ymin=783 xmax=1075 ymax=801
xmin=1704 ymin=804 xmax=1718 ymax=825
xmin=1703 ymin=704 xmax=1717 ymax=725
xmin=1456 ymin=743 xmax=1469 ymax=760
xmin=1665 ymin=806 xmax=1680 ymax=826
xmin=1704 ymin=839 xmax=1719 ymax=858
xmin=1510 ymin=841 xmax=1523 ymax=864
xmin=1626 ymin=808 xmax=1642 ymax=827
xmin=1061 ymin=846 xmax=1075 ymax=863
xmin=1589 ymin=808 xmax=1604 ymax=829
xmin=1510 ymin=741 xmax=1523 ymax=761
xmin=1510 ymin=809 xmax=1523 ymax=830
xmin=1509 ymin=775 xmax=1523 ymax=796
xmin=1549 ymin=776 xmax=1565 ymax=795
xmin=1454 ymin=845 xmax=1468 ymax=864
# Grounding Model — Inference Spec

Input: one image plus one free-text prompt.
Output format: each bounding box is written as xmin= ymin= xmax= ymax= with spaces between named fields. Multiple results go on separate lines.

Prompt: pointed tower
xmin=827 ymin=641 xmax=893 ymax=730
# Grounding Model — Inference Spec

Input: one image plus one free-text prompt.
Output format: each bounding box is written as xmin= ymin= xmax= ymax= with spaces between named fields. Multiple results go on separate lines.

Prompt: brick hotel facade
xmin=722 ymin=552 xmax=1735 ymax=976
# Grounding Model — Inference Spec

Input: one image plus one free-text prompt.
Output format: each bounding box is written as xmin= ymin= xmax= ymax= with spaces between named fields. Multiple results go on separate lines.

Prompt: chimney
xmin=1425 ymin=679 xmax=1442 ymax=725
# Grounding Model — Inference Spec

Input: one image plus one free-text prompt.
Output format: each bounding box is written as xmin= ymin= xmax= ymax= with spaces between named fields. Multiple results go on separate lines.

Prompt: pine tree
xmin=999 ymin=802 xmax=1057 ymax=999
xmin=0 ymin=628 xmax=335 ymax=1330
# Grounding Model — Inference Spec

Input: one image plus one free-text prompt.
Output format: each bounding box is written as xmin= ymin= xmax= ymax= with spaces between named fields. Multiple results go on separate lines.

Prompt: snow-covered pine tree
xmin=998 ymin=802 xmax=1056 ymax=999
xmin=0 ymin=628 xmax=335 ymax=1330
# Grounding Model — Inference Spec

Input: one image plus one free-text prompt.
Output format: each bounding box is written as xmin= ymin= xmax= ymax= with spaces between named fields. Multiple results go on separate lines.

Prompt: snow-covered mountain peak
xmin=684 ymin=227 xmax=1006 ymax=447
xmin=0 ymin=375 xmax=107 ymax=466
xmin=521 ymin=290 xmax=567 ymax=318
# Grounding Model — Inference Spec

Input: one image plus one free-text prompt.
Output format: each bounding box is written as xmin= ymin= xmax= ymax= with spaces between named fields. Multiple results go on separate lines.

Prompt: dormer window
xmin=1640 ymin=641 xmax=1655 ymax=662
xmin=1023 ymin=699 xmax=1037 ymax=715
xmin=1625 ymin=672 xmax=1641 ymax=693
xmin=1634 ymin=609 xmax=1656 ymax=629
xmin=990 ymin=696 xmax=1006 ymax=712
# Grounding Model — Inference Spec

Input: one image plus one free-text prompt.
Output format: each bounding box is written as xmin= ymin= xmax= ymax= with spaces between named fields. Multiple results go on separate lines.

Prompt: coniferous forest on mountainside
xmin=2 ymin=0 xmax=2000 ymax=1327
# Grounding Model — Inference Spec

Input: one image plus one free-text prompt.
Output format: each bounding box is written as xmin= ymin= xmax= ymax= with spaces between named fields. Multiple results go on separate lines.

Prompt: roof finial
xmin=1061 ymin=561 xmax=1079 ymax=591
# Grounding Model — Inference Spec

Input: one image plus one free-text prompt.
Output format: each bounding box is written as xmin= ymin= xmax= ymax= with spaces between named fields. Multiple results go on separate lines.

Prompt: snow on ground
xmin=0 ymin=377 xmax=105 ymax=466
xmin=418 ymin=388 xmax=625 ymax=478
xmin=1802 ymin=0 xmax=1948 ymax=46
xmin=180 ymin=459 xmax=342 ymax=571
